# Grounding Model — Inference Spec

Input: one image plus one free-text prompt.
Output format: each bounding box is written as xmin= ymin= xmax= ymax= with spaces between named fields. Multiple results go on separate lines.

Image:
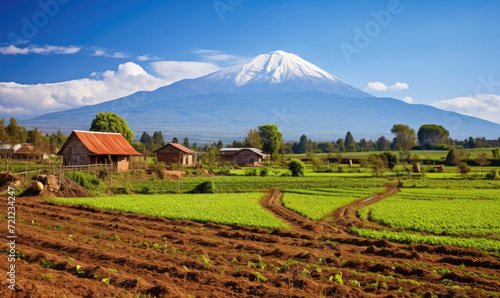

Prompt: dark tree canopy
xmin=296 ymin=134 xmax=308 ymax=154
xmin=376 ymin=136 xmax=390 ymax=151
xmin=89 ymin=112 xmax=133 ymax=143
xmin=140 ymin=132 xmax=152 ymax=144
xmin=216 ymin=140 xmax=224 ymax=149
xmin=336 ymin=138 xmax=345 ymax=152
xmin=417 ymin=124 xmax=449 ymax=147
xmin=152 ymin=131 xmax=164 ymax=146
xmin=258 ymin=124 xmax=283 ymax=160
xmin=345 ymin=131 xmax=354 ymax=146
xmin=172 ymin=137 xmax=179 ymax=144
xmin=183 ymin=137 xmax=190 ymax=148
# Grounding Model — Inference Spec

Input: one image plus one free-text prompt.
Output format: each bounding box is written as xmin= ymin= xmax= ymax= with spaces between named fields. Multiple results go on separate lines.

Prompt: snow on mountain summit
xmin=191 ymin=50 xmax=371 ymax=98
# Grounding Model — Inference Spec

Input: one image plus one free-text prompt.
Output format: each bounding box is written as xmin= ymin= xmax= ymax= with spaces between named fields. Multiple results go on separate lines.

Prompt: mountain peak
xmin=196 ymin=50 xmax=371 ymax=98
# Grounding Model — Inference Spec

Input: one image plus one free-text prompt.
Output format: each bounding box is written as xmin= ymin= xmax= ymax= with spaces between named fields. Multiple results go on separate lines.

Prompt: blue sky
xmin=1 ymin=0 xmax=500 ymax=123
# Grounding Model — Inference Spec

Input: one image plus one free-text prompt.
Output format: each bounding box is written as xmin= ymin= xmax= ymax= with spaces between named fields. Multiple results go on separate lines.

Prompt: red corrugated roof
xmin=156 ymin=143 xmax=196 ymax=154
xmin=58 ymin=130 xmax=143 ymax=156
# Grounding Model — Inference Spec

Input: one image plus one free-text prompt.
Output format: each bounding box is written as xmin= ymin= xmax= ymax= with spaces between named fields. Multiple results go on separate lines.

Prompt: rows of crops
xmin=50 ymin=193 xmax=290 ymax=230
xmin=358 ymin=189 xmax=500 ymax=237
xmin=124 ymin=176 xmax=387 ymax=194
xmin=282 ymin=188 xmax=384 ymax=220
xmin=351 ymin=228 xmax=500 ymax=251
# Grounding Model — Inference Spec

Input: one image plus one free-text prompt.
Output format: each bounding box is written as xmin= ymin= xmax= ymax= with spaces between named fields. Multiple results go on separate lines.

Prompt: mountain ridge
xmin=19 ymin=50 xmax=500 ymax=142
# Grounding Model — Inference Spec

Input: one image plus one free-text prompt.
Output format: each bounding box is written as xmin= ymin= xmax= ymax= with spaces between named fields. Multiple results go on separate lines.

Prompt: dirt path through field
xmin=328 ymin=183 xmax=400 ymax=230
xmin=1 ymin=194 xmax=499 ymax=297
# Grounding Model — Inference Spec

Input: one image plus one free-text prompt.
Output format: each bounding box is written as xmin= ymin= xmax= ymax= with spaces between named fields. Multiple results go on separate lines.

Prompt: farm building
xmin=0 ymin=143 xmax=49 ymax=161
xmin=57 ymin=130 xmax=144 ymax=172
xmin=220 ymin=148 xmax=269 ymax=166
xmin=155 ymin=143 xmax=197 ymax=166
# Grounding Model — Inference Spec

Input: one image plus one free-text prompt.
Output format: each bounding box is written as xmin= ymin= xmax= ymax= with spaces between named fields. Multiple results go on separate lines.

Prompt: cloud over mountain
xmin=0 ymin=62 xmax=166 ymax=117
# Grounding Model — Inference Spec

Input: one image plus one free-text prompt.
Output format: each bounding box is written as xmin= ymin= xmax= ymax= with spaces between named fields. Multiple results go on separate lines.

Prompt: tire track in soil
xmin=327 ymin=183 xmax=400 ymax=231
xmin=260 ymin=189 xmax=500 ymax=295
xmin=1 ymin=194 xmax=499 ymax=297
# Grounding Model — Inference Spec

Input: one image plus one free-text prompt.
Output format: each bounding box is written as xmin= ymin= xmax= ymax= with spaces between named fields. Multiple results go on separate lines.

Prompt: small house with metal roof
xmin=57 ymin=130 xmax=144 ymax=172
xmin=155 ymin=143 xmax=197 ymax=166
xmin=219 ymin=148 xmax=268 ymax=166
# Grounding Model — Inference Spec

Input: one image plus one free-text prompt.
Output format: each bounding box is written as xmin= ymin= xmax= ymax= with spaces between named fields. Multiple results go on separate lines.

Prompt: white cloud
xmin=151 ymin=61 xmax=221 ymax=84
xmin=432 ymin=94 xmax=500 ymax=124
xmin=364 ymin=82 xmax=389 ymax=91
xmin=391 ymin=82 xmax=409 ymax=91
xmin=136 ymin=54 xmax=160 ymax=61
xmin=192 ymin=49 xmax=248 ymax=65
xmin=0 ymin=62 xmax=168 ymax=118
xmin=402 ymin=96 xmax=414 ymax=104
xmin=92 ymin=49 xmax=129 ymax=59
xmin=364 ymin=81 xmax=409 ymax=92
xmin=0 ymin=44 xmax=80 ymax=55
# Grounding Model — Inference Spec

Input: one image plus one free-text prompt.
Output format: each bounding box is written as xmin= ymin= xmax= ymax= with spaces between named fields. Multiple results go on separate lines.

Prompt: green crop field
xmin=282 ymin=188 xmax=384 ymax=220
xmin=287 ymin=147 xmax=499 ymax=160
xmin=50 ymin=193 xmax=290 ymax=230
xmin=122 ymin=176 xmax=387 ymax=194
xmin=359 ymin=188 xmax=500 ymax=237
xmin=351 ymin=228 xmax=500 ymax=251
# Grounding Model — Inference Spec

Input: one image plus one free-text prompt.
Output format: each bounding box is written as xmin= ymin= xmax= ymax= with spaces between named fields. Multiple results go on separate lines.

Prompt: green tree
xmin=183 ymin=137 xmax=190 ymax=148
xmin=336 ymin=138 xmax=345 ymax=152
xmin=296 ymin=134 xmax=308 ymax=154
xmin=216 ymin=140 xmax=224 ymax=149
xmin=288 ymin=159 xmax=305 ymax=177
xmin=358 ymin=138 xmax=368 ymax=151
xmin=417 ymin=124 xmax=450 ymax=148
xmin=376 ymin=136 xmax=390 ymax=151
xmin=140 ymin=132 xmax=152 ymax=144
xmin=89 ymin=112 xmax=133 ymax=142
xmin=345 ymin=131 xmax=355 ymax=150
xmin=152 ymin=131 xmax=164 ymax=147
xmin=171 ymin=137 xmax=179 ymax=144
xmin=475 ymin=152 xmax=491 ymax=176
xmin=6 ymin=117 xmax=28 ymax=144
xmin=258 ymin=124 xmax=283 ymax=161
xmin=243 ymin=128 xmax=262 ymax=148
xmin=391 ymin=124 xmax=417 ymax=156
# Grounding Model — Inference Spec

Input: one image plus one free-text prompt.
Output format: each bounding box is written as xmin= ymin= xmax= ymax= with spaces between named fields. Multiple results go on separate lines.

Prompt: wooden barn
xmin=57 ymin=130 xmax=144 ymax=172
xmin=155 ymin=143 xmax=197 ymax=166
xmin=220 ymin=148 xmax=269 ymax=166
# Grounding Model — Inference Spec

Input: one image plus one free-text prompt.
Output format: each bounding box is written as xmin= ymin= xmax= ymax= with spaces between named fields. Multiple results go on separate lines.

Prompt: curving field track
xmin=1 ymin=192 xmax=499 ymax=297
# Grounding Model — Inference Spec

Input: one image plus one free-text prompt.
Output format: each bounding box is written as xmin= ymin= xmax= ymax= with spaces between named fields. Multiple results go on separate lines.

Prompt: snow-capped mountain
xmin=181 ymin=50 xmax=371 ymax=98
xmin=21 ymin=50 xmax=500 ymax=141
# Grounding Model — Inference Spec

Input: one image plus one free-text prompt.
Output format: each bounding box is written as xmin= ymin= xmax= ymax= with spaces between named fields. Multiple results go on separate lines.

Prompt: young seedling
xmin=254 ymin=272 xmax=267 ymax=283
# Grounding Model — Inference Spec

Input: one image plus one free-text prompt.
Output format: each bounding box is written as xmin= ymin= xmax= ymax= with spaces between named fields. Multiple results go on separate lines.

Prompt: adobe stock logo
xmin=6 ymin=0 xmax=71 ymax=44
xmin=213 ymin=0 xmax=243 ymax=21
xmin=339 ymin=0 xmax=404 ymax=63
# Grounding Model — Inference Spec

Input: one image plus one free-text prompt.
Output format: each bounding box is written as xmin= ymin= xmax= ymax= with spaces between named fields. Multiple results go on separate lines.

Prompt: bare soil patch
xmin=0 ymin=191 xmax=498 ymax=297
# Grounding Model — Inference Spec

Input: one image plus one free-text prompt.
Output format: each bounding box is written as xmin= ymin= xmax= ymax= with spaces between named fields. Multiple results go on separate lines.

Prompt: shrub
xmin=492 ymin=148 xmax=500 ymax=159
xmin=152 ymin=162 xmax=166 ymax=179
xmin=458 ymin=162 xmax=471 ymax=176
xmin=260 ymin=167 xmax=269 ymax=177
xmin=244 ymin=168 xmax=258 ymax=176
xmin=65 ymin=171 xmax=101 ymax=191
xmin=191 ymin=181 xmax=216 ymax=194
xmin=485 ymin=170 xmax=500 ymax=180
xmin=288 ymin=159 xmax=305 ymax=177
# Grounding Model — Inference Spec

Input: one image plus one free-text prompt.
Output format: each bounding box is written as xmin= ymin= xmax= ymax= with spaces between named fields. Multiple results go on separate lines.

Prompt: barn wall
xmin=157 ymin=153 xmax=182 ymax=164
xmin=234 ymin=150 xmax=262 ymax=165
xmin=116 ymin=156 xmax=129 ymax=173
xmin=60 ymin=137 xmax=92 ymax=166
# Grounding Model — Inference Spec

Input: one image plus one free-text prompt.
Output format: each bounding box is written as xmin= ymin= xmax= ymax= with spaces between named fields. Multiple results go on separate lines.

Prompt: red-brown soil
xmin=0 ymin=190 xmax=499 ymax=297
